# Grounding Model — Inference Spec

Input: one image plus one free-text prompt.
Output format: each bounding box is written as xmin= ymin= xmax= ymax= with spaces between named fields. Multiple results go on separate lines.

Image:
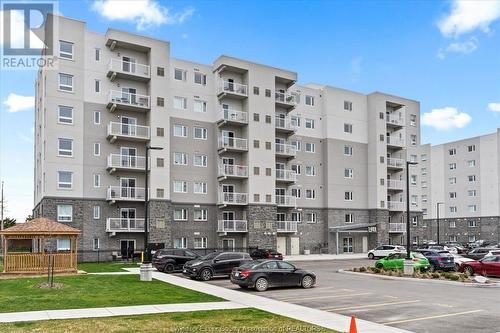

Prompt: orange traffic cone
xmin=349 ymin=315 xmax=358 ymax=333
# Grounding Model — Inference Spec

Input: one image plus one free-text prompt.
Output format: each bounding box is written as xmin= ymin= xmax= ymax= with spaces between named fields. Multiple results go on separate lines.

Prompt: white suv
xmin=368 ymin=245 xmax=406 ymax=259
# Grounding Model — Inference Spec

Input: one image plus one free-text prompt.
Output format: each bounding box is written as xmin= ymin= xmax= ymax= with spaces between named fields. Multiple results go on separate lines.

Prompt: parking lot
xmin=193 ymin=259 xmax=500 ymax=333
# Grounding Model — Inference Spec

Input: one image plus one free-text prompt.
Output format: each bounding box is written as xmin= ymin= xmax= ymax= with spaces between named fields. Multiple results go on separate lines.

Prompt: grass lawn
xmin=0 ymin=309 xmax=338 ymax=333
xmin=0 ymin=275 xmax=222 ymax=313
xmin=78 ymin=261 xmax=140 ymax=272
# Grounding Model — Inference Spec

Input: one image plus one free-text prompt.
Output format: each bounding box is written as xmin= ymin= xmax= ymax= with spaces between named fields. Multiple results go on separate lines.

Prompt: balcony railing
xmin=387 ymin=136 xmax=405 ymax=147
xmin=276 ymin=169 xmax=297 ymax=182
xmin=387 ymin=179 xmax=404 ymax=191
xmin=218 ymin=164 xmax=248 ymax=178
xmin=106 ymin=218 xmax=145 ymax=232
xmin=218 ymin=136 xmax=248 ymax=151
xmin=388 ymin=201 xmax=405 ymax=211
xmin=107 ymin=186 xmax=146 ymax=201
xmin=276 ymin=221 xmax=298 ymax=232
xmin=389 ymin=223 xmax=406 ymax=233
xmin=218 ymin=192 xmax=248 ymax=205
xmin=108 ymin=90 xmax=150 ymax=109
xmin=108 ymin=59 xmax=150 ymax=78
xmin=107 ymin=122 xmax=150 ymax=141
xmin=387 ymin=157 xmax=405 ymax=169
xmin=386 ymin=114 xmax=405 ymax=127
xmin=218 ymin=80 xmax=248 ymax=97
xmin=275 ymin=143 xmax=297 ymax=157
xmin=107 ymin=154 xmax=147 ymax=171
xmin=217 ymin=220 xmax=248 ymax=232
xmin=217 ymin=109 xmax=248 ymax=125
xmin=275 ymin=117 xmax=299 ymax=132
xmin=276 ymin=195 xmax=296 ymax=207
xmin=275 ymin=91 xmax=298 ymax=106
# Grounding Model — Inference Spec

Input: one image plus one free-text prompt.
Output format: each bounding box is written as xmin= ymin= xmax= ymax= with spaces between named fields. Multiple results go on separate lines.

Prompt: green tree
xmin=2 ymin=218 xmax=16 ymax=229
xmin=26 ymin=215 xmax=33 ymax=221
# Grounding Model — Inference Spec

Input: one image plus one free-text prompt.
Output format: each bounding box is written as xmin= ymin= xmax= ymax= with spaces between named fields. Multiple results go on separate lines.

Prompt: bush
xmin=353 ymin=267 xmax=359 ymax=272
xmin=396 ymin=270 xmax=403 ymax=277
xmin=386 ymin=270 xmax=393 ymax=276
xmin=431 ymin=272 xmax=440 ymax=279
xmin=448 ymin=274 xmax=460 ymax=281
xmin=359 ymin=267 xmax=366 ymax=272
xmin=441 ymin=272 xmax=451 ymax=279
xmin=372 ymin=267 xmax=381 ymax=274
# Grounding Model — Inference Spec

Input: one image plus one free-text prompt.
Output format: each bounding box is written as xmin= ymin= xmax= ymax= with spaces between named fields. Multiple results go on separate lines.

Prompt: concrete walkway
xmin=286 ymin=253 xmax=368 ymax=261
xmin=0 ymin=302 xmax=247 ymax=323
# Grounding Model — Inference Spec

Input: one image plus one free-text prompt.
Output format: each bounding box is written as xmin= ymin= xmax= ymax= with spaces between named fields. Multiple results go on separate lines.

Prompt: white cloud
xmin=488 ymin=102 xmax=500 ymax=112
xmin=91 ymin=0 xmax=194 ymax=31
xmin=438 ymin=0 xmax=500 ymax=37
xmin=3 ymin=93 xmax=35 ymax=113
xmin=422 ymin=107 xmax=472 ymax=130
xmin=437 ymin=37 xmax=479 ymax=59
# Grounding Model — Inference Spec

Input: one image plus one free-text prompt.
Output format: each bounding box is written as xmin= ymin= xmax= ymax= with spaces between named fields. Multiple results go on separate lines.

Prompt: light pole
xmin=405 ymin=160 xmax=418 ymax=263
xmin=436 ymin=202 xmax=444 ymax=245
xmin=140 ymin=145 xmax=163 ymax=282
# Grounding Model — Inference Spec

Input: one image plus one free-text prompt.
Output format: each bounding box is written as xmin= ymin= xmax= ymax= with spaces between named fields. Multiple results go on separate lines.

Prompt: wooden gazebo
xmin=0 ymin=218 xmax=81 ymax=274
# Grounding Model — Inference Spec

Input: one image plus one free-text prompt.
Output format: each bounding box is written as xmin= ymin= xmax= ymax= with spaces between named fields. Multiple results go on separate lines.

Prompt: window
xmin=58 ymin=106 xmax=73 ymax=124
xmin=253 ymin=167 xmax=260 ymax=175
xmin=254 ymin=140 xmax=260 ymax=148
xmin=411 ymin=175 xmax=417 ymax=185
xmin=305 ymin=189 xmax=316 ymax=199
xmin=157 ymin=127 xmax=165 ymax=137
xmin=468 ymin=235 xmax=476 ymax=243
xmin=291 ymin=116 xmax=301 ymax=127
xmin=266 ymin=168 xmax=272 ymax=176
xmin=174 ymin=209 xmax=188 ymax=221
xmin=194 ymin=237 xmax=208 ymax=249
xmin=411 ymin=195 xmax=418 ymax=206
xmin=422 ymin=195 xmax=428 ymax=203
xmin=253 ymin=86 xmax=259 ymax=95
xmin=157 ymin=67 xmax=165 ymax=76
xmin=57 ymin=205 xmax=72 ymax=222
xmin=93 ymin=143 xmax=100 ymax=156
xmin=344 ymin=168 xmax=353 ymax=179
xmin=173 ymin=124 xmax=187 ymax=137
xmin=58 ymin=138 xmax=73 ymax=157
xmin=254 ymin=194 xmax=260 ymax=202
xmin=412 ymin=216 xmax=418 ymax=226
xmin=410 ymin=135 xmax=417 ymax=146
xmin=174 ymin=68 xmax=186 ymax=81
xmin=253 ymin=113 xmax=260 ymax=122
xmin=468 ymin=219 xmax=477 ymax=227
xmin=305 ymin=142 xmax=315 ymax=153
xmin=58 ymin=171 xmax=73 ymax=189
xmin=344 ymin=146 xmax=353 ymax=156
xmin=421 ymin=168 xmax=427 ymax=175
xmin=194 ymin=209 xmax=208 ymax=221
xmin=194 ymin=127 xmax=207 ymax=140
xmin=194 ymin=100 xmax=207 ymax=113
xmin=174 ymin=96 xmax=187 ymax=109
xmin=291 ymin=188 xmax=301 ymax=198
xmin=173 ymin=152 xmax=188 ymax=165
xmin=344 ymin=101 xmax=353 ymax=111
xmin=174 ymin=237 xmax=187 ymax=249
xmin=344 ymin=123 xmax=353 ymax=133
xmin=194 ymin=182 xmax=207 ymax=194
xmin=59 ymin=41 xmax=73 ymax=59
xmin=93 ymin=174 xmax=100 ymax=188
xmin=305 ymin=165 xmax=316 ymax=176
xmin=468 ymin=205 xmax=477 ymax=213
xmin=157 ymin=97 xmax=165 ymax=107
xmin=94 ymin=79 xmax=100 ymax=93
xmin=291 ymin=212 xmax=301 ymax=222
xmin=449 ymin=163 xmax=457 ymax=170
xmin=467 ymin=145 xmax=476 ymax=152
xmin=305 ymin=118 xmax=315 ymax=129
xmin=305 ymin=95 xmax=315 ymax=106
xmin=173 ymin=181 xmax=188 ymax=193
xmin=344 ymin=191 xmax=353 ymax=201
xmin=266 ymin=194 xmax=272 ymax=203
xmin=265 ymin=141 xmax=271 ymax=150
xmin=468 ymin=175 xmax=476 ymax=182
xmin=59 ymin=73 xmax=73 ymax=92
xmin=449 ymin=221 xmax=456 ymax=228
xmin=422 ymin=208 xmax=427 ymax=215
xmin=410 ymin=154 xmax=417 ymax=163
xmin=94 ymin=111 xmax=101 ymax=125
xmin=291 ymin=164 xmax=301 ymax=175
xmin=265 ymin=115 xmax=272 ymax=123
xmin=57 ymin=239 xmax=71 ymax=251
xmin=95 ymin=48 xmax=100 ymax=61
xmin=468 ymin=160 xmax=476 ymax=167
xmin=449 ymin=177 xmax=457 ymax=184
xmin=449 ymin=206 xmax=457 ymax=213
xmin=306 ymin=212 xmax=317 ymax=223
xmin=449 ymin=148 xmax=456 ymax=156
xmin=291 ymin=140 xmax=301 ymax=151
xmin=194 ymin=154 xmax=207 ymax=167
xmin=449 ymin=192 xmax=457 ymax=198
xmin=157 ymin=188 xmax=164 ymax=198
xmin=468 ymin=189 xmax=477 ymax=197
xmin=410 ymin=114 xmax=416 ymax=126
xmin=421 ymin=154 xmax=427 ymax=161
xmin=157 ymin=158 xmax=165 ymax=167
xmin=265 ymin=89 xmax=271 ymax=97
xmin=194 ymin=72 xmax=207 ymax=85
xmin=345 ymin=214 xmax=354 ymax=223
xmin=93 ymin=205 xmax=100 ymax=219
xmin=448 ymin=235 xmax=457 ymax=243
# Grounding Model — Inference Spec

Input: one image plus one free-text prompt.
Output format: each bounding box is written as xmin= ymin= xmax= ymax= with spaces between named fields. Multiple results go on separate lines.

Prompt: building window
xmin=174 ymin=68 xmax=186 ymax=81
xmin=254 ymin=140 xmax=260 ymax=148
xmin=305 ymin=142 xmax=315 ymax=153
xmin=57 ymin=205 xmax=72 ymax=222
xmin=157 ymin=158 xmax=165 ymax=167
xmin=265 ymin=168 xmax=272 ymax=176
xmin=449 ymin=177 xmax=457 ymax=184
xmin=421 ymin=154 xmax=427 ymax=161
xmin=156 ymin=127 xmax=165 ymax=137
xmin=410 ymin=114 xmax=416 ymax=126
xmin=253 ymin=113 xmax=260 ymax=122
xmin=194 ymin=154 xmax=207 ymax=167
xmin=410 ymin=135 xmax=417 ymax=146
xmin=421 ymin=168 xmax=427 ymax=175
xmin=412 ymin=216 xmax=418 ymax=226
xmin=265 ymin=115 xmax=272 ymax=123
xmin=467 ymin=145 xmax=476 ymax=152
xmin=291 ymin=116 xmax=301 ymax=127
xmin=291 ymin=188 xmax=301 ymax=198
xmin=468 ymin=189 xmax=477 ymax=197
xmin=344 ymin=168 xmax=353 ymax=179
xmin=410 ymin=154 xmax=417 ymax=163
xmin=450 ymin=206 xmax=457 ymax=213
xmin=291 ymin=140 xmax=301 ymax=151
xmin=265 ymin=89 xmax=271 ymax=97
xmin=266 ymin=194 xmax=272 ymax=203
xmin=59 ymin=40 xmax=73 ymax=59
xmin=411 ymin=195 xmax=418 ymax=206
xmin=291 ymin=212 xmax=301 ymax=222
xmin=94 ymin=79 xmax=100 ymax=93
xmin=157 ymin=67 xmax=165 ymax=76
xmin=173 ymin=152 xmax=188 ymax=165
xmin=468 ymin=160 xmax=476 ymax=167
xmin=58 ymin=171 xmax=73 ymax=189
xmin=468 ymin=219 xmax=477 ymax=227
xmin=344 ymin=191 xmax=353 ymax=201
xmin=344 ymin=146 xmax=353 ymax=156
xmin=173 ymin=124 xmax=188 ymax=137
xmin=448 ymin=235 xmax=457 ymax=243
xmin=174 ymin=237 xmax=187 ymax=249
xmin=93 ymin=206 xmax=100 ymax=219
xmin=194 ymin=127 xmax=207 ymax=140
xmin=157 ymin=97 xmax=165 ymax=107
xmin=253 ymin=167 xmax=260 ymax=175
xmin=254 ymin=194 xmax=260 ymax=202
xmin=449 ymin=148 xmax=456 ymax=156
xmin=265 ymin=141 xmax=272 ymax=150
xmin=93 ymin=238 xmax=100 ymax=251
xmin=194 ymin=100 xmax=207 ymax=113
xmin=157 ymin=188 xmax=165 ymax=198
xmin=95 ymin=48 xmax=100 ymax=61
xmin=468 ymin=205 xmax=477 ymax=213
xmin=305 ymin=189 xmax=316 ymax=199
xmin=58 ymin=106 xmax=73 ymax=124
xmin=468 ymin=235 xmax=476 ymax=242
xmin=194 ymin=209 xmax=208 ymax=221
xmin=421 ymin=195 xmax=428 ymax=203
xmin=449 ymin=221 xmax=456 ymax=228
xmin=194 ymin=182 xmax=208 ymax=194
xmin=253 ymin=86 xmax=259 ymax=95
xmin=58 ymin=73 xmax=73 ymax=92
xmin=305 ymin=165 xmax=316 ymax=176
xmin=344 ymin=101 xmax=353 ymax=111
xmin=344 ymin=123 xmax=353 ymax=133
xmin=194 ymin=72 xmax=207 ymax=85
xmin=468 ymin=175 xmax=476 ymax=182
xmin=305 ymin=95 xmax=315 ymax=106
xmin=94 ymin=111 xmax=101 ymax=125
xmin=174 ymin=96 xmax=187 ymax=110
xmin=291 ymin=164 xmax=301 ymax=175
xmin=411 ymin=175 xmax=417 ymax=185
xmin=174 ymin=209 xmax=188 ymax=221
xmin=306 ymin=212 xmax=317 ymax=223
xmin=57 ymin=239 xmax=71 ymax=251
xmin=305 ymin=118 xmax=315 ymax=129
xmin=93 ymin=143 xmax=100 ymax=156
xmin=422 ymin=208 xmax=427 ymax=215
xmin=93 ymin=174 xmax=101 ymax=188
xmin=173 ymin=181 xmax=188 ymax=193
xmin=449 ymin=163 xmax=457 ymax=170
xmin=345 ymin=214 xmax=354 ymax=223
xmin=449 ymin=192 xmax=457 ymax=199
xmin=194 ymin=237 xmax=207 ymax=249
xmin=58 ymin=138 xmax=73 ymax=157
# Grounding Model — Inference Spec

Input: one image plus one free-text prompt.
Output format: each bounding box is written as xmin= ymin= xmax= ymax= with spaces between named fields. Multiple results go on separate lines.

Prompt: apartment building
xmin=416 ymin=130 xmax=500 ymax=245
xmin=33 ymin=15 xmax=423 ymax=260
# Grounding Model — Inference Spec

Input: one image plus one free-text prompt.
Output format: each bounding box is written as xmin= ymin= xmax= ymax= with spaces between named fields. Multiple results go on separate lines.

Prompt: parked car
xmin=451 ymin=253 xmax=475 ymax=271
xmin=464 ymin=248 xmax=498 ymax=260
xmin=152 ymin=249 xmax=199 ymax=273
xmin=230 ymin=260 xmax=316 ymax=291
xmin=375 ymin=252 xmax=430 ymax=271
xmin=182 ymin=252 xmax=252 ymax=281
xmin=250 ymin=249 xmax=283 ymax=260
xmin=485 ymin=250 xmax=500 ymax=257
xmin=459 ymin=255 xmax=500 ymax=277
xmin=416 ymin=250 xmax=455 ymax=272
xmin=368 ymin=245 xmax=406 ymax=259
xmin=445 ymin=243 xmax=466 ymax=254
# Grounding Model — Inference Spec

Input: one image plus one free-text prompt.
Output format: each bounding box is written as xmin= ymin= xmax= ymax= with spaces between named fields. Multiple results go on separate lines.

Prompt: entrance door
xmin=362 ymin=236 xmax=368 ymax=253
xmin=122 ymin=87 xmax=137 ymax=104
xmin=120 ymin=178 xmax=136 ymax=199
xmin=222 ymin=211 xmax=235 ymax=230
xmin=122 ymin=56 xmax=136 ymax=73
xmin=222 ymin=239 xmax=235 ymax=251
xmin=121 ymin=208 xmax=136 ymax=229
xmin=343 ymin=237 xmax=353 ymax=253
xmin=121 ymin=116 xmax=137 ymax=136
xmin=120 ymin=240 xmax=135 ymax=258
xmin=120 ymin=147 xmax=137 ymax=168
xmin=290 ymin=237 xmax=300 ymax=255
xmin=227 ymin=78 xmax=234 ymax=92
xmin=277 ymin=237 xmax=286 ymax=255
xmin=221 ymin=130 xmax=235 ymax=147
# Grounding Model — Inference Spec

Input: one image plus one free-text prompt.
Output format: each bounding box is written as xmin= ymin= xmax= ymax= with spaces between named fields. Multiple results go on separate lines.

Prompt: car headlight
xmin=191 ymin=262 xmax=202 ymax=267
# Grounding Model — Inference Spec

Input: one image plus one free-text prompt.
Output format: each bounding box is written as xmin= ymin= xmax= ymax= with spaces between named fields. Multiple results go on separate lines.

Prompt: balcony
xmin=107 ymin=90 xmax=150 ymax=112
xmin=276 ymin=169 xmax=297 ymax=183
xmin=387 ymin=179 xmax=404 ymax=191
xmin=386 ymin=114 xmax=405 ymax=128
xmin=388 ymin=201 xmax=405 ymax=212
xmin=217 ymin=80 xmax=248 ymax=99
xmin=275 ymin=143 xmax=297 ymax=158
xmin=107 ymin=154 xmax=147 ymax=174
xmin=276 ymin=195 xmax=296 ymax=207
xmin=276 ymin=221 xmax=298 ymax=233
xmin=275 ymin=116 xmax=299 ymax=134
xmin=217 ymin=220 xmax=248 ymax=233
xmin=386 ymin=135 xmax=405 ymax=149
xmin=217 ymin=108 xmax=248 ymax=126
xmin=107 ymin=186 xmax=146 ymax=202
xmin=218 ymin=192 xmax=248 ymax=206
xmin=107 ymin=59 xmax=150 ymax=82
xmin=218 ymin=136 xmax=248 ymax=152
xmin=107 ymin=122 xmax=150 ymax=143
xmin=275 ymin=91 xmax=298 ymax=110
xmin=387 ymin=157 xmax=405 ymax=170
xmin=218 ymin=164 xmax=248 ymax=179
xmin=389 ymin=223 xmax=406 ymax=233
xmin=106 ymin=218 xmax=145 ymax=233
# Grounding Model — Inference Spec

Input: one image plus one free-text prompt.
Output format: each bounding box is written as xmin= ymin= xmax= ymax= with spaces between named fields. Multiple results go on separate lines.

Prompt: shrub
xmin=441 ymin=272 xmax=451 ymax=279
xmin=448 ymin=274 xmax=460 ymax=281
xmin=396 ymin=270 xmax=403 ymax=277
xmin=431 ymin=272 xmax=440 ymax=279
xmin=353 ymin=267 xmax=359 ymax=272
xmin=372 ymin=267 xmax=381 ymax=274
xmin=359 ymin=267 xmax=366 ymax=272
xmin=386 ymin=270 xmax=393 ymax=276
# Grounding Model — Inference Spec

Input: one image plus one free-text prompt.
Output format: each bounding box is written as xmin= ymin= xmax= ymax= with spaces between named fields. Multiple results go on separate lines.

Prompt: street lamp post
xmin=404 ymin=160 xmax=418 ymax=275
xmin=436 ymin=202 xmax=444 ymax=245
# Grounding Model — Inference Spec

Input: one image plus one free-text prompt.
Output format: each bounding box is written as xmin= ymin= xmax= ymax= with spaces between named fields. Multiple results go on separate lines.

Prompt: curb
xmin=337 ymin=269 xmax=500 ymax=288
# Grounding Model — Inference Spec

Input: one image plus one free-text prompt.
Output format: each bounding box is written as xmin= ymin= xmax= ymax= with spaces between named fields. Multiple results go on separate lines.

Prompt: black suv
xmin=182 ymin=252 xmax=252 ymax=281
xmin=250 ymin=249 xmax=283 ymax=260
xmin=416 ymin=249 xmax=455 ymax=272
xmin=152 ymin=249 xmax=199 ymax=273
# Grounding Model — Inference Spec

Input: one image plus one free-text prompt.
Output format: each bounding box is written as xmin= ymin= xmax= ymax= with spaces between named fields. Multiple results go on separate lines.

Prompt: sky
xmin=0 ymin=0 xmax=499 ymax=222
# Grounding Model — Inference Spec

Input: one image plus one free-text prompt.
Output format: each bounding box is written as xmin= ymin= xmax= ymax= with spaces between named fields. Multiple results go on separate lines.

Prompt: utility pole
xmin=1 ymin=181 xmax=4 ymax=232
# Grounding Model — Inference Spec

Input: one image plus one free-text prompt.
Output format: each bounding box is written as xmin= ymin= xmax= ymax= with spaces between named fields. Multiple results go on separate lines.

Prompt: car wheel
xmin=199 ymin=268 xmax=213 ymax=281
xmin=163 ymin=263 xmax=174 ymax=273
xmin=254 ymin=277 xmax=269 ymax=292
xmin=301 ymin=275 xmax=314 ymax=289
xmin=375 ymin=263 xmax=384 ymax=269
xmin=368 ymin=253 xmax=375 ymax=260
xmin=464 ymin=266 xmax=474 ymax=276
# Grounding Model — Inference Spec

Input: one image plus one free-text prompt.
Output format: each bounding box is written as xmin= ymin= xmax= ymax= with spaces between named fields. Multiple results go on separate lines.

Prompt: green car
xmin=375 ymin=252 xmax=430 ymax=271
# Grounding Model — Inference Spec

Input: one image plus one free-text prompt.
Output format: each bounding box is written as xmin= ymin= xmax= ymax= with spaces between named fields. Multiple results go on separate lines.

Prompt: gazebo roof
xmin=0 ymin=217 xmax=81 ymax=237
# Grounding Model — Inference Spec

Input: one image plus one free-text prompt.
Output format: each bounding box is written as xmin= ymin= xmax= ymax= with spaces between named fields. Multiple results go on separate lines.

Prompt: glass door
xmin=343 ymin=237 xmax=353 ymax=253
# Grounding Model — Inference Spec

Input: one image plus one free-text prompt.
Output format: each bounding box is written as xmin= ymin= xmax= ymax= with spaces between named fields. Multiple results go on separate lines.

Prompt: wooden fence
xmin=3 ymin=252 xmax=77 ymax=273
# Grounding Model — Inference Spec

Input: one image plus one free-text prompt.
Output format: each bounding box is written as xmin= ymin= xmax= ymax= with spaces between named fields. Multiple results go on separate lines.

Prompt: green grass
xmin=0 ymin=309 xmax=338 ymax=333
xmin=78 ymin=261 xmax=140 ymax=272
xmin=0 ymin=275 xmax=222 ymax=313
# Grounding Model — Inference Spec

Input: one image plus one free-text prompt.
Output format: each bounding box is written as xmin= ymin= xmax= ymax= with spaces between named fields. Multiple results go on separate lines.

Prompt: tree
xmin=26 ymin=215 xmax=34 ymax=221
xmin=2 ymin=218 xmax=16 ymax=229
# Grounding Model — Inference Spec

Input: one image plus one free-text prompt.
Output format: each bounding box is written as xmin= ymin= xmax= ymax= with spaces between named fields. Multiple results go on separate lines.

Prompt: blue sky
xmin=1 ymin=0 xmax=499 ymax=221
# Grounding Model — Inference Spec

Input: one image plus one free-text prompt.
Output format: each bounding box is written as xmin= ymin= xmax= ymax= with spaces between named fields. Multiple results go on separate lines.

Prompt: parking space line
xmin=321 ymin=300 xmax=421 ymax=312
xmin=380 ymin=310 xmax=483 ymax=325
xmin=278 ymin=292 xmax=372 ymax=302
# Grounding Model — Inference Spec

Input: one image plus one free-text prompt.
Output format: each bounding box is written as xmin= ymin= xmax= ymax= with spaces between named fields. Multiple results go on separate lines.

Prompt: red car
xmin=460 ymin=255 xmax=500 ymax=277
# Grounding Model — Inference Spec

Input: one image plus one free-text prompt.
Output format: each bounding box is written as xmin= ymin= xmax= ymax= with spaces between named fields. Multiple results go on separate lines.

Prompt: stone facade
xmin=246 ymin=204 xmax=278 ymax=250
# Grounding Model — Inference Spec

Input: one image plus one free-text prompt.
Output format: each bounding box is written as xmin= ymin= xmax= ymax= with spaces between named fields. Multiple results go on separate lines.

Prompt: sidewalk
xmin=286 ymin=253 xmax=368 ymax=261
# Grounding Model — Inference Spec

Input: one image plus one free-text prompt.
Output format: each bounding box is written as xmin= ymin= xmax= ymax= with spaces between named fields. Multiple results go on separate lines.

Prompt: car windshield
xmin=239 ymin=261 xmax=261 ymax=269
xmin=412 ymin=252 xmax=426 ymax=259
xmin=200 ymin=252 xmax=219 ymax=260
